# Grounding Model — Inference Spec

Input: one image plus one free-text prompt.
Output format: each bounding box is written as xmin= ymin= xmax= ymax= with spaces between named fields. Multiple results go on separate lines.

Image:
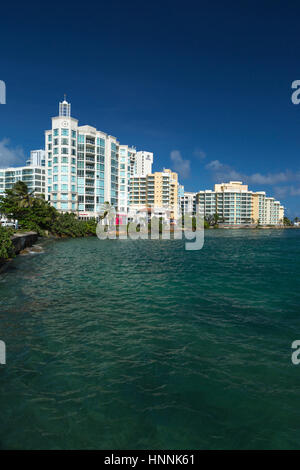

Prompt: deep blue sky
xmin=1 ymin=0 xmax=300 ymax=216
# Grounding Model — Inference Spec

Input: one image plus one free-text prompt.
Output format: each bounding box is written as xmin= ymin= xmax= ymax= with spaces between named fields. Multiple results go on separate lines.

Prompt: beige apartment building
xmin=196 ymin=181 xmax=284 ymax=226
xmin=129 ymin=169 xmax=179 ymax=220
xmin=252 ymin=191 xmax=284 ymax=225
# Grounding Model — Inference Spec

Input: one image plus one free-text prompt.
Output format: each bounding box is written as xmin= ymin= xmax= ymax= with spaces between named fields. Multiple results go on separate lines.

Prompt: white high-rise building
xmin=26 ymin=149 xmax=45 ymax=167
xmin=45 ymin=100 xmax=118 ymax=218
xmin=180 ymin=191 xmax=196 ymax=215
xmin=45 ymin=98 xmax=154 ymax=219
xmin=118 ymin=145 xmax=136 ymax=221
xmin=133 ymin=151 xmax=153 ymax=177
xmin=117 ymin=147 xmax=153 ymax=222
xmin=0 ymin=166 xmax=46 ymax=196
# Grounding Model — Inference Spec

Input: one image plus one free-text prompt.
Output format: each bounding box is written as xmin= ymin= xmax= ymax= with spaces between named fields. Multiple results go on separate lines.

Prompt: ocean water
xmin=1 ymin=229 xmax=300 ymax=450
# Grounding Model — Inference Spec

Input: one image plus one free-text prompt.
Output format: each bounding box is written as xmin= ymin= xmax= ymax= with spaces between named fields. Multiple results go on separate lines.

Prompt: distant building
xmin=26 ymin=149 xmax=45 ymax=167
xmin=180 ymin=191 xmax=196 ymax=216
xmin=196 ymin=181 xmax=284 ymax=226
xmin=252 ymin=192 xmax=284 ymax=225
xmin=117 ymin=146 xmax=153 ymax=223
xmin=129 ymin=169 xmax=179 ymax=220
xmin=133 ymin=151 xmax=153 ymax=177
xmin=178 ymin=184 xmax=184 ymax=214
xmin=0 ymin=166 xmax=46 ymax=196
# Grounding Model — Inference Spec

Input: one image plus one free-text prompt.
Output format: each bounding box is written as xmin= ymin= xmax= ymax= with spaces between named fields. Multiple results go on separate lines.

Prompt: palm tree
xmin=11 ymin=181 xmax=35 ymax=209
xmin=98 ymin=201 xmax=112 ymax=221
xmin=205 ymin=213 xmax=223 ymax=227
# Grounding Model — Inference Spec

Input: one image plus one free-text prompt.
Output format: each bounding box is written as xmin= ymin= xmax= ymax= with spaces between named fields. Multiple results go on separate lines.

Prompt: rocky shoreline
xmin=0 ymin=231 xmax=39 ymax=271
xmin=11 ymin=232 xmax=39 ymax=254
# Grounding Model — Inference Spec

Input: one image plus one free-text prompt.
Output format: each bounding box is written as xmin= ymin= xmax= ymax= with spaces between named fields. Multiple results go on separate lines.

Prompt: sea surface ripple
xmin=0 ymin=229 xmax=300 ymax=449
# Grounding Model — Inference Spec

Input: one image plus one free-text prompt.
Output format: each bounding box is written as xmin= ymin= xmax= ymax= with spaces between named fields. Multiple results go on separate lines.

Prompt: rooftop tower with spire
xmin=59 ymin=95 xmax=71 ymax=118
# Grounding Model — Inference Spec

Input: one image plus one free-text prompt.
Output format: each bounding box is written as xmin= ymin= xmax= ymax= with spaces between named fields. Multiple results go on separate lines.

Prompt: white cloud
xmin=205 ymin=160 xmax=243 ymax=181
xmin=205 ymin=159 xmax=223 ymax=170
xmin=290 ymin=187 xmax=300 ymax=196
xmin=273 ymin=186 xmax=290 ymax=198
xmin=193 ymin=148 xmax=206 ymax=160
xmin=274 ymin=186 xmax=300 ymax=197
xmin=205 ymin=160 xmax=300 ymax=187
xmin=170 ymin=150 xmax=190 ymax=179
xmin=248 ymin=172 xmax=291 ymax=185
xmin=0 ymin=138 xmax=26 ymax=168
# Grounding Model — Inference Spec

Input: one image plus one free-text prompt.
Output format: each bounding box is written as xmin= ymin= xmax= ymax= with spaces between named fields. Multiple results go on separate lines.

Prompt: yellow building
xmin=129 ymin=168 xmax=178 ymax=220
xmin=251 ymin=191 xmax=284 ymax=225
xmin=252 ymin=192 xmax=260 ymax=223
xmin=214 ymin=181 xmax=249 ymax=192
xmin=197 ymin=181 xmax=284 ymax=225
xmin=279 ymin=205 xmax=284 ymax=224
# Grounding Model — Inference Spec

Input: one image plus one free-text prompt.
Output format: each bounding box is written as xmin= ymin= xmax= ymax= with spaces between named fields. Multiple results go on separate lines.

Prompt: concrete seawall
xmin=11 ymin=232 xmax=38 ymax=254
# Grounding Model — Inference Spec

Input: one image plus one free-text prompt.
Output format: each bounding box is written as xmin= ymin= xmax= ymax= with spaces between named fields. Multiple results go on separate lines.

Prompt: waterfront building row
xmin=0 ymin=101 xmax=285 ymax=226
xmin=193 ymin=181 xmax=284 ymax=225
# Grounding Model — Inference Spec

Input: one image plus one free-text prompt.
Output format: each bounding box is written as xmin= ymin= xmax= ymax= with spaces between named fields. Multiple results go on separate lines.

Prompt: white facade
xmin=180 ymin=191 xmax=196 ymax=215
xmin=254 ymin=192 xmax=284 ymax=225
xmin=133 ymin=151 xmax=153 ymax=177
xmin=45 ymin=99 xmax=154 ymax=219
xmin=265 ymin=197 xmax=281 ymax=225
xmin=0 ymin=166 xmax=46 ymax=196
xmin=118 ymin=145 xmax=136 ymax=219
xmin=26 ymin=149 xmax=45 ymax=167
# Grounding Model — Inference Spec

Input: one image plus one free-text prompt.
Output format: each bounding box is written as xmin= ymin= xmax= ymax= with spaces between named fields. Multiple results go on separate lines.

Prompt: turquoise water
xmin=1 ymin=229 xmax=300 ymax=449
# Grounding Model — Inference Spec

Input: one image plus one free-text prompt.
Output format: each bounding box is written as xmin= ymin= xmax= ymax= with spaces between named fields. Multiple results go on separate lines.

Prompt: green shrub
xmin=54 ymin=213 xmax=97 ymax=237
xmin=0 ymin=182 xmax=98 ymax=238
xmin=0 ymin=226 xmax=15 ymax=259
